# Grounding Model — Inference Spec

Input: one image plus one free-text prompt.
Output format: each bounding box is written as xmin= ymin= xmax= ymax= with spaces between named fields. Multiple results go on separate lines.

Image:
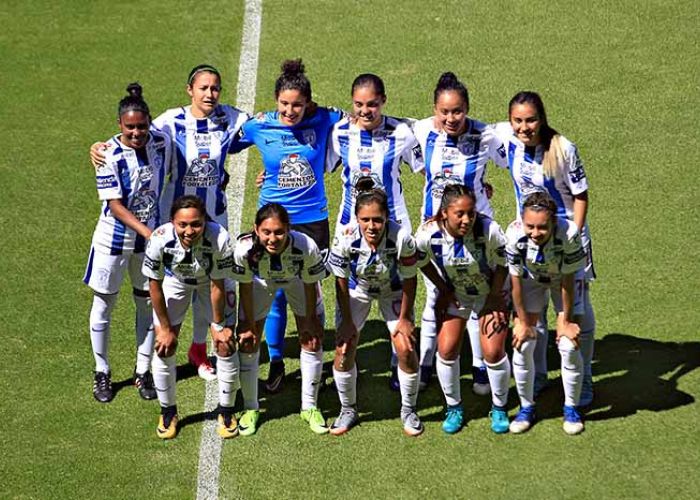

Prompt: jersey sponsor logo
xmin=430 ymin=172 xmax=462 ymax=199
xmin=217 ymin=255 xmax=234 ymax=270
xmin=138 ymin=165 xmax=154 ymax=183
xmin=440 ymin=147 xmax=460 ymax=163
xmin=143 ymin=255 xmax=160 ymax=271
xmin=194 ymin=133 xmax=212 ymax=148
xmin=281 ymin=134 xmax=300 ymax=147
xmin=412 ymin=144 xmax=424 ymax=162
xmin=130 ymin=188 xmax=157 ymax=222
xmin=569 ymin=156 xmax=586 ymax=183
xmin=278 ymin=154 xmax=316 ymax=189
xmin=232 ymin=263 xmax=246 ymax=275
xmin=96 ymin=175 xmax=118 ymax=190
xmin=328 ymin=252 xmax=348 ymax=268
xmin=183 ymin=156 xmax=219 ymax=188
xmin=356 ymin=146 xmax=375 ymax=162
xmin=519 ymin=161 xmax=536 ymax=177
xmin=497 ymin=144 xmax=506 ymax=159
xmin=308 ymin=260 xmax=326 ymax=276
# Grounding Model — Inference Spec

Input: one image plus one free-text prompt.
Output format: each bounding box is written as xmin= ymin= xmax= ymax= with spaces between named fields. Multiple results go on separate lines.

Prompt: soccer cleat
xmin=239 ymin=409 xmax=260 ymax=436
xmin=156 ymin=408 xmax=178 ymax=439
xmin=418 ymin=364 xmax=433 ymax=392
xmin=217 ymin=410 xmax=239 ymax=439
xmin=534 ymin=372 xmax=549 ymax=398
xmin=93 ymin=371 xmax=113 ymax=403
xmin=265 ymin=360 xmax=285 ymax=394
xmin=489 ymin=406 xmax=510 ymax=434
xmin=389 ymin=366 xmax=400 ymax=392
xmin=509 ymin=406 xmax=536 ymax=434
xmin=134 ymin=370 xmax=157 ymax=400
xmin=401 ymin=406 xmax=424 ymax=437
xmin=471 ymin=365 xmax=490 ymax=396
xmin=188 ymin=342 xmax=217 ymax=381
xmin=300 ymin=407 xmax=329 ymax=435
xmin=329 ymin=406 xmax=359 ymax=436
xmin=442 ymin=404 xmax=464 ymax=434
xmin=563 ymin=405 xmax=585 ymax=435
xmin=579 ymin=373 xmax=594 ymax=407
xmin=197 ymin=363 xmax=217 ymax=382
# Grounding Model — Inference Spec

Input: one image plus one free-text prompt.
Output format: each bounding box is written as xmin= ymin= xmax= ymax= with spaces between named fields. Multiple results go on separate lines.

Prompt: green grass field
xmin=1 ymin=0 xmax=699 ymax=498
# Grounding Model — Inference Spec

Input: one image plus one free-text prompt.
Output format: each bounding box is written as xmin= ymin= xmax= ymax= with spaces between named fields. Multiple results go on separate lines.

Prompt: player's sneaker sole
xmin=563 ymin=405 xmax=585 ymax=435
xmin=509 ymin=406 xmax=536 ymax=434
xmin=401 ymin=407 xmax=424 ymax=437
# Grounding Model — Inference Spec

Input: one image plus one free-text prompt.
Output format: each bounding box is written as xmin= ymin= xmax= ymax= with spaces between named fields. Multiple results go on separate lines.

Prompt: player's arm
xmin=89 ymin=142 xmax=108 ymax=167
xmin=108 ymin=199 xmax=153 ymax=239
xmin=210 ymin=278 xmax=235 ymax=354
xmin=573 ymin=191 xmax=588 ymax=232
xmin=509 ymin=274 xmax=537 ymax=351
xmin=556 ymin=273 xmax=580 ymax=348
xmin=149 ymin=278 xmax=178 ymax=357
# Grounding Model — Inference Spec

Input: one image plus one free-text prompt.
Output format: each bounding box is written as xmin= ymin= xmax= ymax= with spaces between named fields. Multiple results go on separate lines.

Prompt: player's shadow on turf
xmin=535 ymin=332 xmax=699 ymax=421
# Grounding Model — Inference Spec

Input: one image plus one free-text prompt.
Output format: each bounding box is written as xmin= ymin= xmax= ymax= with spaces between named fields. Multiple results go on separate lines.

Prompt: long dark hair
xmin=247 ymin=203 xmax=290 ymax=265
xmin=275 ymin=59 xmax=312 ymax=101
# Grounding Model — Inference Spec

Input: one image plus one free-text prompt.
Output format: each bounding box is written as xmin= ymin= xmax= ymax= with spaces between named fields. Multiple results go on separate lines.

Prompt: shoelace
xmin=95 ymin=373 xmax=110 ymax=391
xmin=564 ymin=407 xmax=581 ymax=422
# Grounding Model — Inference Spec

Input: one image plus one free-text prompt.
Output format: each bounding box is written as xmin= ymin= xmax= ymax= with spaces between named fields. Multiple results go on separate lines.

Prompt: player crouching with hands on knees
xmin=232 ymin=203 xmax=327 ymax=436
xmin=506 ymin=191 xmax=586 ymax=435
xmin=415 ymin=184 xmax=509 ymax=435
xmin=328 ymin=184 xmax=422 ymax=436
xmin=142 ymin=195 xmax=240 ymax=440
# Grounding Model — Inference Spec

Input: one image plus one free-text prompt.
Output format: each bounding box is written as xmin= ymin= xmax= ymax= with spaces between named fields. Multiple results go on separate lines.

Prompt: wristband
xmin=211 ymin=322 xmax=225 ymax=332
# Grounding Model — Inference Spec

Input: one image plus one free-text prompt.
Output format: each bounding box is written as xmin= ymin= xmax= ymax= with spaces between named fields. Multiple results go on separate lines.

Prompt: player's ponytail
xmin=249 ymin=203 xmax=291 ymax=265
xmin=118 ymin=82 xmax=150 ymax=119
xmin=509 ymin=91 xmax=564 ymax=179
xmin=433 ymin=72 xmax=469 ymax=110
xmin=429 ymin=183 xmax=477 ymax=224
xmin=354 ymin=177 xmax=389 ymax=219
xmin=275 ymin=59 xmax=312 ymax=101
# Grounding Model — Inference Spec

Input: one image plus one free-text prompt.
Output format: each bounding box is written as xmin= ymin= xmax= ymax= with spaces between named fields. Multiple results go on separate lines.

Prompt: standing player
xmin=142 ymin=195 xmax=240 ymax=440
xmin=494 ymin=91 xmax=596 ymax=406
xmin=415 ymin=184 xmax=509 ymax=434
xmin=83 ymin=83 xmax=171 ymax=403
xmin=91 ymin=65 xmax=249 ymax=381
xmin=237 ymin=59 xmax=342 ymax=393
xmin=505 ymin=191 xmax=586 ymax=435
xmin=326 ymin=73 xmax=423 ymax=391
xmin=327 ymin=186 xmax=422 ymax=436
xmin=413 ymin=72 xmax=507 ymax=394
xmin=232 ymin=203 xmax=327 ymax=435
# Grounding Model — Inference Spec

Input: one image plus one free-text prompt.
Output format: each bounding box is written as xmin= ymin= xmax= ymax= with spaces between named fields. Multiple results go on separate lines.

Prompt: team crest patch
xmin=302 ymin=129 xmax=316 ymax=146
xmin=277 ymin=154 xmax=316 ymax=189
xmin=183 ymin=156 xmax=218 ymax=187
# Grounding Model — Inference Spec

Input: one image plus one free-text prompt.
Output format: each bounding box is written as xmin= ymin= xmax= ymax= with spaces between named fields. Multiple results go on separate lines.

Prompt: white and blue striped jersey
xmin=505 ymin=218 xmax=585 ymax=283
xmin=327 ymin=116 xmax=422 ymax=232
xmin=232 ymin=231 xmax=326 ymax=285
xmin=91 ymin=130 xmax=172 ymax=255
xmin=153 ymin=104 xmax=250 ymax=227
xmin=328 ymin=220 xmax=418 ymax=295
xmin=415 ymin=216 xmax=507 ymax=299
xmin=413 ymin=117 xmax=506 ymax=220
xmin=142 ymin=221 xmax=233 ymax=285
xmin=494 ymin=122 xmax=588 ymax=220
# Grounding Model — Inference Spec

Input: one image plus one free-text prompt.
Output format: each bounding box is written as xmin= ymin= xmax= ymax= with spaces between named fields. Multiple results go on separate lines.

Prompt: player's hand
xmin=556 ymin=313 xmax=581 ymax=349
xmin=481 ymin=292 xmax=508 ymax=325
xmin=336 ymin=320 xmax=358 ymax=355
xmin=391 ymin=319 xmax=416 ymax=351
xmin=237 ymin=327 xmax=259 ymax=352
xmin=255 ymin=170 xmax=265 ymax=189
xmin=211 ymin=326 xmax=236 ymax=355
xmin=484 ymin=182 xmax=494 ymax=200
xmin=90 ymin=142 xmax=108 ymax=168
xmin=155 ymin=326 xmax=178 ymax=357
xmin=220 ymin=170 xmax=231 ymax=191
xmin=511 ymin=317 xmax=536 ymax=351
xmin=435 ymin=289 xmax=459 ymax=322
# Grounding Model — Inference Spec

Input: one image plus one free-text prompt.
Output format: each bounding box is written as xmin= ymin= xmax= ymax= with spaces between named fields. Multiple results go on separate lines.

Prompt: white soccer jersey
xmin=328 ymin=220 xmax=418 ymax=295
xmin=505 ymin=218 xmax=585 ymax=283
xmin=327 ymin=116 xmax=422 ymax=231
xmin=493 ymin=122 xmax=588 ymax=220
xmin=91 ymin=130 xmax=172 ymax=255
xmin=232 ymin=230 xmax=326 ymax=285
xmin=142 ymin=221 xmax=234 ymax=285
xmin=153 ymin=104 xmax=250 ymax=227
xmin=415 ymin=216 xmax=507 ymax=300
xmin=413 ymin=117 xmax=506 ymax=220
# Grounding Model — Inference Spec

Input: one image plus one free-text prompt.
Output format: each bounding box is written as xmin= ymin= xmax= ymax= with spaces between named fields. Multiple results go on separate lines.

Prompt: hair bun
xmin=281 ymin=58 xmax=305 ymax=77
xmin=126 ymin=82 xmax=143 ymax=98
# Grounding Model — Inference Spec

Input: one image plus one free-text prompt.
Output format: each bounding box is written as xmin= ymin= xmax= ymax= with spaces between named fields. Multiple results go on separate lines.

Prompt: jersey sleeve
xmin=229 ymin=118 xmax=257 ymax=154
xmin=301 ymin=236 xmax=326 ymax=284
xmin=325 ymin=126 xmax=342 ymax=173
xmin=414 ymin=225 xmax=433 ymax=268
xmin=505 ymin=221 xmax=525 ymax=277
xmin=486 ymin=220 xmax=508 ymax=268
xmin=210 ymin=227 xmax=234 ymax=281
xmin=142 ymin=226 xmax=167 ymax=280
xmin=327 ymin=234 xmax=351 ymax=279
xmin=485 ymin=124 xmax=508 ymax=169
xmin=397 ymin=228 xmax=418 ymax=279
xmin=401 ymin=126 xmax=425 ymax=173
xmin=561 ymin=222 xmax=586 ymax=275
xmin=95 ymin=154 xmax=122 ymax=201
xmin=562 ymin=140 xmax=589 ymax=195
xmin=228 ymin=112 xmax=254 ymax=154
xmin=232 ymin=236 xmax=254 ymax=283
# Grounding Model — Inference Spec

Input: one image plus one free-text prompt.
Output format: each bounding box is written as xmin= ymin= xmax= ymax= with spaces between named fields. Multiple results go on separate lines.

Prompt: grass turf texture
xmin=1 ymin=0 xmax=699 ymax=498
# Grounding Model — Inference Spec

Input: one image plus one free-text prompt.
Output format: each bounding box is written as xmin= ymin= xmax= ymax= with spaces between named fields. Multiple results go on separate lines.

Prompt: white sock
xmin=333 ymin=364 xmax=357 ymax=408
xmin=239 ymin=351 xmax=260 ymax=411
xmin=559 ymin=337 xmax=583 ymax=406
xmin=152 ymin=354 xmax=177 ymax=408
xmin=419 ymin=301 xmax=438 ymax=367
xmin=300 ymin=349 xmax=323 ymax=410
xmin=397 ymin=367 xmax=419 ymax=409
xmin=436 ymin=354 xmax=461 ymax=407
xmin=467 ymin=313 xmax=484 ymax=368
xmin=512 ymin=339 xmax=536 ymax=408
xmin=216 ymin=352 xmax=240 ymax=408
xmin=533 ymin=316 xmax=548 ymax=377
xmin=191 ymin=291 xmax=210 ymax=344
xmin=580 ymin=292 xmax=596 ymax=380
xmin=133 ymin=294 xmax=154 ymax=374
xmin=89 ymin=292 xmax=118 ymax=374
xmin=485 ymin=355 xmax=511 ymax=408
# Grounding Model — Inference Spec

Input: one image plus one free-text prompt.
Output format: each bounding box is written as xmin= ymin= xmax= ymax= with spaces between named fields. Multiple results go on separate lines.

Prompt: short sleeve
xmin=325 ymin=127 xmax=342 ymax=173
xmin=302 ymin=237 xmax=326 ymax=284
xmin=414 ymin=226 xmax=433 ymax=268
xmin=397 ymin=229 xmax=418 ymax=279
xmin=210 ymin=228 xmax=234 ymax=280
xmin=232 ymin=236 xmax=254 ymax=283
xmin=328 ymin=234 xmax=351 ymax=279
xmin=95 ymin=157 xmax=122 ymax=201
xmin=486 ymin=124 xmax=508 ymax=169
xmin=229 ymin=115 xmax=255 ymax=154
xmin=505 ymin=222 xmax=524 ymax=277
xmin=486 ymin=220 xmax=508 ymax=268
xmin=563 ymin=141 xmax=589 ymax=195
xmin=401 ymin=128 xmax=424 ymax=173
xmin=561 ymin=223 xmax=586 ymax=275
xmin=142 ymin=228 xmax=166 ymax=280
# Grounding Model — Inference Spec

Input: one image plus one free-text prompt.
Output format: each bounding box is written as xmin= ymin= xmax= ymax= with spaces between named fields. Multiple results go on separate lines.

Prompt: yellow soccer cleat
xmin=156 ymin=412 xmax=179 ymax=440
xmin=217 ymin=412 xmax=239 ymax=439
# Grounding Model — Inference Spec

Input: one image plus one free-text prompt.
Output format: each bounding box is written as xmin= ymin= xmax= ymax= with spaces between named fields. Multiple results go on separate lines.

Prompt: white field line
xmin=196 ymin=0 xmax=262 ymax=499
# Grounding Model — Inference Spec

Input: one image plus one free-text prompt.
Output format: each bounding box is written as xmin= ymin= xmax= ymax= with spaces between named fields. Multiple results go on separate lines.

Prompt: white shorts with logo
xmin=335 ymin=288 xmax=410 ymax=334
xmin=241 ymin=277 xmax=318 ymax=322
xmin=520 ymin=278 xmax=585 ymax=316
xmin=83 ymin=247 xmax=148 ymax=295
xmin=447 ymin=293 xmax=486 ymax=321
xmin=153 ymin=276 xmax=213 ymax=327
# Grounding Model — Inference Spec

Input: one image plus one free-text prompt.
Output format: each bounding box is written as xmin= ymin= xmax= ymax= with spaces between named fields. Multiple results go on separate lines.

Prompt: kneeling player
xmin=328 ymin=187 xmax=422 ymax=436
xmin=506 ymin=191 xmax=586 ymax=435
xmin=233 ymin=203 xmax=326 ymax=435
xmin=416 ymin=184 xmax=509 ymax=434
xmin=142 ymin=196 xmax=240 ymax=439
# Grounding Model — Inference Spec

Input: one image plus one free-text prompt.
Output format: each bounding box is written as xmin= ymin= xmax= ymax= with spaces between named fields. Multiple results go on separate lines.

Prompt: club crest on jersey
xmin=457 ymin=134 xmax=480 ymax=156
xmin=278 ymin=154 xmax=316 ymax=189
xmin=194 ymin=133 xmax=212 ymax=148
xmin=183 ymin=157 xmax=218 ymax=187
xmin=130 ymin=188 xmax=157 ymax=222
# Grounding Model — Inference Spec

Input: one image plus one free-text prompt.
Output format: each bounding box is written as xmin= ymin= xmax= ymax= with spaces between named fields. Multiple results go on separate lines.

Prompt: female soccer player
xmin=239 ymin=59 xmax=342 ymax=392
xmin=232 ymin=203 xmax=327 ymax=435
xmin=415 ymin=184 xmax=508 ymax=434
xmin=92 ymin=65 xmax=249 ymax=381
xmin=495 ymin=91 xmax=596 ymax=406
xmin=505 ymin=191 xmax=586 ymax=435
xmin=142 ymin=195 xmax=240 ymax=440
xmin=413 ymin=72 xmax=507 ymax=394
xmin=83 ymin=83 xmax=171 ymax=403
xmin=327 ymin=185 xmax=422 ymax=436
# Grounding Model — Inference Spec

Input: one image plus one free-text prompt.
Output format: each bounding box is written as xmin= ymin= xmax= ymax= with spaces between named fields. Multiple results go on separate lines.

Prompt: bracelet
xmin=211 ymin=322 xmax=225 ymax=332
